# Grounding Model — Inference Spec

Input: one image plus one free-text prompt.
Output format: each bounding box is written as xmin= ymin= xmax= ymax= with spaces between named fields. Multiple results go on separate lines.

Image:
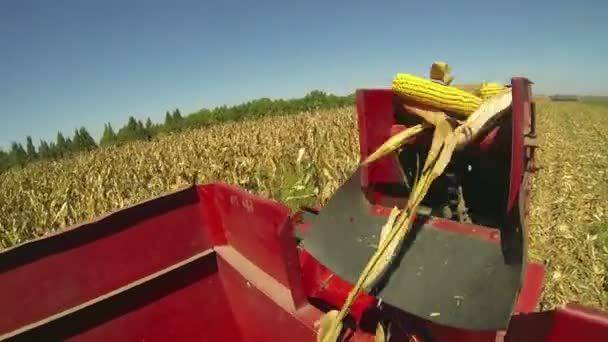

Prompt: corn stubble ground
xmin=1 ymin=101 xmax=607 ymax=312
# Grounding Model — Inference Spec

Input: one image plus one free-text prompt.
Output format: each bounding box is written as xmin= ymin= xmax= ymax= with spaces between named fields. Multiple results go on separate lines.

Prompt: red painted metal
xmin=0 ymin=188 xmax=207 ymax=336
xmin=356 ymin=89 xmax=402 ymax=187
xmin=505 ymin=304 xmax=608 ymax=341
xmin=0 ymin=183 xmax=383 ymax=341
xmin=368 ymin=201 xmax=501 ymax=245
xmin=428 ymin=218 xmax=501 ymax=245
xmin=546 ymin=304 xmax=608 ymax=341
xmin=1 ymin=181 xmax=608 ymax=341
xmin=1 ymin=80 xmax=608 ymax=341
xmin=514 ymin=262 xmax=546 ymax=314
xmin=299 ymin=248 xmax=376 ymax=322
xmin=507 ymin=78 xmax=532 ymax=214
xmin=65 ymin=252 xmax=244 ymax=342
xmin=198 ymin=184 xmax=307 ymax=308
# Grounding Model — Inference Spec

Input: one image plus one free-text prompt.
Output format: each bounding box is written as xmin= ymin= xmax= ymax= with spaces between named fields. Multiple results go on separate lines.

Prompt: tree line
xmin=0 ymin=90 xmax=355 ymax=174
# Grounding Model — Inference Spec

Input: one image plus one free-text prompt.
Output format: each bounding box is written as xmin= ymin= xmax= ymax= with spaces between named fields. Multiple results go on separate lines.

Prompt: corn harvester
xmin=1 ymin=75 xmax=608 ymax=342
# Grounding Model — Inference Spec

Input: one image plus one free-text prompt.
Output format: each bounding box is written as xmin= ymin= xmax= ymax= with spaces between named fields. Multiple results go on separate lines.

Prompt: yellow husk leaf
xmin=455 ymin=88 xmax=512 ymax=148
xmin=421 ymin=112 xmax=453 ymax=175
xmin=317 ymin=310 xmax=343 ymax=342
xmin=375 ymin=322 xmax=387 ymax=342
xmin=361 ymin=124 xmax=427 ymax=166
xmin=364 ymin=206 xmax=402 ymax=290
xmin=402 ymin=103 xmax=444 ymax=125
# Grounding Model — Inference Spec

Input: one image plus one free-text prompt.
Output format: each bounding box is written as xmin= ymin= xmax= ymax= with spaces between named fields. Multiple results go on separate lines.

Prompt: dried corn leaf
xmin=362 ymin=124 xmax=427 ymax=166
xmin=364 ymin=206 xmax=402 ymax=289
xmin=433 ymin=134 xmax=458 ymax=179
xmin=317 ymin=310 xmax=343 ymax=342
xmin=402 ymin=104 xmax=444 ymax=125
xmin=455 ymin=89 xmax=512 ymax=148
xmin=375 ymin=322 xmax=387 ymax=342
xmin=422 ymin=114 xmax=453 ymax=175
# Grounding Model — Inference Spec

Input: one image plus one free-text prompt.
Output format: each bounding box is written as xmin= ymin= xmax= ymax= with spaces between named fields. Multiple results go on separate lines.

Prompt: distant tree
xmin=0 ymin=149 xmax=9 ymax=173
xmin=136 ymin=119 xmax=145 ymax=132
xmin=164 ymin=111 xmax=173 ymax=127
xmin=117 ymin=116 xmax=147 ymax=142
xmin=163 ymin=109 xmax=185 ymax=132
xmin=9 ymin=142 xmax=27 ymax=167
xmin=48 ymin=142 xmax=58 ymax=159
xmin=0 ymin=91 xmax=357 ymax=169
xmin=143 ymin=117 xmax=155 ymax=139
xmin=100 ymin=123 xmax=118 ymax=147
xmin=25 ymin=136 xmax=38 ymax=161
xmin=38 ymin=140 xmax=52 ymax=159
xmin=172 ymin=109 xmax=183 ymax=122
xmin=145 ymin=117 xmax=153 ymax=130
xmin=56 ymin=132 xmax=68 ymax=157
xmin=127 ymin=116 xmax=138 ymax=131
xmin=65 ymin=137 xmax=74 ymax=155
xmin=78 ymin=127 xmax=97 ymax=151
xmin=72 ymin=129 xmax=84 ymax=152
xmin=302 ymin=90 xmax=328 ymax=110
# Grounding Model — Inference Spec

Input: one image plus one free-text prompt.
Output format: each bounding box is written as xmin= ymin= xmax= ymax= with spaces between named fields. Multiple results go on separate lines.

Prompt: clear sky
xmin=1 ymin=0 xmax=606 ymax=149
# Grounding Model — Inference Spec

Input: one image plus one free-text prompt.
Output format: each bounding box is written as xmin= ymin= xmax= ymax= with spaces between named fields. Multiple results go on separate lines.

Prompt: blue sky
xmin=1 ymin=0 xmax=606 ymax=149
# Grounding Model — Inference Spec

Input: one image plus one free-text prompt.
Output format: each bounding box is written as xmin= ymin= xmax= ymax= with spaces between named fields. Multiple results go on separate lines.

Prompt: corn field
xmin=1 ymin=101 xmax=607 ymax=312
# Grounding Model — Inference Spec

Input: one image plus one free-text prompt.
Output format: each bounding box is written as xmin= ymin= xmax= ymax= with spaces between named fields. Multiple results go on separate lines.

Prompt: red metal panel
xmin=547 ymin=304 xmax=608 ymax=341
xmin=214 ymin=246 xmax=383 ymax=341
xmin=0 ymin=187 xmax=208 ymax=337
xmin=197 ymin=185 xmax=229 ymax=246
xmin=357 ymin=89 xmax=402 ymax=187
xmin=426 ymin=324 xmax=498 ymax=342
xmin=299 ymin=248 xmax=375 ymax=322
xmin=507 ymin=78 xmax=531 ymax=213
xmin=504 ymin=310 xmax=555 ymax=342
xmin=368 ymin=203 xmax=501 ymax=245
xmin=206 ymin=183 xmax=307 ymax=307
xmin=429 ymin=218 xmax=501 ymax=245
xmin=514 ymin=262 xmax=545 ymax=314
xmin=216 ymin=247 xmax=318 ymax=342
xmin=64 ymin=253 xmax=241 ymax=342
xmin=505 ymin=304 xmax=608 ymax=341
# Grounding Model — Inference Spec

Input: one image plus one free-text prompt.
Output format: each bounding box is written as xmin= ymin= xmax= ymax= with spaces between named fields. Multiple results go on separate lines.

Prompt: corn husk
xmin=363 ymin=206 xmax=401 ymax=290
xmin=375 ymin=322 xmax=387 ymax=342
xmin=361 ymin=124 xmax=428 ymax=166
xmin=317 ymin=310 xmax=342 ymax=342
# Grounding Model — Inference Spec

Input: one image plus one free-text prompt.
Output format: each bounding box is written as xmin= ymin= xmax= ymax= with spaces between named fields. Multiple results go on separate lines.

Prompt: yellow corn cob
xmin=392 ymin=74 xmax=482 ymax=117
xmin=430 ymin=61 xmax=454 ymax=85
xmin=453 ymin=84 xmax=482 ymax=96
xmin=479 ymin=83 xmax=507 ymax=100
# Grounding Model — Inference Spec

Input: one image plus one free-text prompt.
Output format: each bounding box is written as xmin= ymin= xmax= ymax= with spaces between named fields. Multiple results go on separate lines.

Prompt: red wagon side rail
xmin=1 ymin=183 xmax=607 ymax=341
xmin=0 ymin=184 xmax=320 ymax=342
